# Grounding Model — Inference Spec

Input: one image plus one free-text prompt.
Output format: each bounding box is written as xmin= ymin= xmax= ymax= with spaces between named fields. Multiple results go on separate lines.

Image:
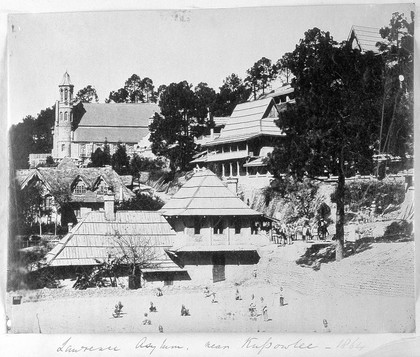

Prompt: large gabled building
xmin=192 ymin=85 xmax=294 ymax=182
xmin=161 ymin=168 xmax=271 ymax=283
xmin=51 ymin=72 xmax=159 ymax=164
xmin=16 ymin=157 xmax=135 ymax=227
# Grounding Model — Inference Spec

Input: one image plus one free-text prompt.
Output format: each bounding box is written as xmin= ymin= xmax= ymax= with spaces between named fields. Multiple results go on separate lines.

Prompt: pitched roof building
xmin=193 ymin=86 xmax=294 ymax=182
xmin=160 ymin=168 xmax=262 ymax=217
xmin=45 ymin=209 xmax=178 ymax=269
xmin=51 ymin=72 xmax=159 ymax=163
xmin=348 ymin=25 xmax=382 ymax=53
xmin=16 ymin=158 xmax=135 ymax=226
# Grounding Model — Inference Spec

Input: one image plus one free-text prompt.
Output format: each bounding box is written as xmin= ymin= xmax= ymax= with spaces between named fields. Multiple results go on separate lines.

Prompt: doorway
xmin=212 ymin=253 xmax=225 ymax=283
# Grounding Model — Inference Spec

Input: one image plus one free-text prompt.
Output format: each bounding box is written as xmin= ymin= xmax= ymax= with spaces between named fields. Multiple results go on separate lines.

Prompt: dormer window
xmin=74 ymin=182 xmax=86 ymax=195
xmin=97 ymin=182 xmax=108 ymax=195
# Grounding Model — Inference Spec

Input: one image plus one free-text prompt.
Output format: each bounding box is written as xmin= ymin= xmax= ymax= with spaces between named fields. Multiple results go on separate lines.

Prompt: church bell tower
xmin=53 ymin=71 xmax=74 ymax=159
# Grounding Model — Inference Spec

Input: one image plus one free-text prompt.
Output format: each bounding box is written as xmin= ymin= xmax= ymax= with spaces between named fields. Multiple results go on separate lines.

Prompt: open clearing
xmin=6 ymin=240 xmax=415 ymax=334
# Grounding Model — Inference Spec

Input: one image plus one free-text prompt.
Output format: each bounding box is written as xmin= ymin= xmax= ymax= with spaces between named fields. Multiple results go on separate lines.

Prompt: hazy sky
xmin=8 ymin=3 xmax=414 ymax=126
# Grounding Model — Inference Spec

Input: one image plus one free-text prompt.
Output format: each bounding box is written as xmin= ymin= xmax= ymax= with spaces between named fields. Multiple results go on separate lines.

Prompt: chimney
xmin=104 ymin=193 xmax=116 ymax=221
xmin=225 ymin=177 xmax=238 ymax=195
xmin=68 ymin=223 xmax=73 ymax=232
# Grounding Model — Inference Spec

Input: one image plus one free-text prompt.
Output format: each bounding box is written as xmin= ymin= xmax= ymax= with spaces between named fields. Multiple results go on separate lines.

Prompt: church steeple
xmin=59 ymin=71 xmax=74 ymax=105
xmin=53 ymin=71 xmax=74 ymax=159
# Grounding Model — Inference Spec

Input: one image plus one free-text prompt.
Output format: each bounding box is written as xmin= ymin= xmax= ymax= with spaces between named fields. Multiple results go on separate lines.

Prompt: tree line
xmin=9 ymin=51 xmax=290 ymax=170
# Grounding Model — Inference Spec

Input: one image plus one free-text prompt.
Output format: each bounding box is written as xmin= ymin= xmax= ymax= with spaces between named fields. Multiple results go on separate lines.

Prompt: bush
xmin=384 ymin=220 xmax=413 ymax=238
xmin=115 ymin=193 xmax=164 ymax=211
xmin=7 ymin=246 xmax=60 ymax=290
xmin=331 ymin=180 xmax=405 ymax=214
xmin=264 ymin=177 xmax=319 ymax=220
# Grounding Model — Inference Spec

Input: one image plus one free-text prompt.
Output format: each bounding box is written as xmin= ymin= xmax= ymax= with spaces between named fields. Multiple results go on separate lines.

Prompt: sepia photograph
xmin=4 ymin=2 xmax=415 ymax=337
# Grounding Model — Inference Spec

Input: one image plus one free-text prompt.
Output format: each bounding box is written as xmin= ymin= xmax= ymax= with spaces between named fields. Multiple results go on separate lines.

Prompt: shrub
xmin=384 ymin=220 xmax=413 ymax=238
xmin=331 ymin=180 xmax=405 ymax=214
xmin=115 ymin=193 xmax=164 ymax=211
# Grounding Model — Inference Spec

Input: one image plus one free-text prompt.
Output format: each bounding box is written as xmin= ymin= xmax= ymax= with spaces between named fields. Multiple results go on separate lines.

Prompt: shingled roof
xmin=348 ymin=25 xmax=382 ymax=53
xmin=16 ymin=164 xmax=134 ymax=202
xmin=73 ymin=103 xmax=159 ymax=143
xmin=160 ymin=169 xmax=262 ymax=217
xmin=203 ymin=97 xmax=284 ymax=146
xmin=44 ymin=211 xmax=179 ymax=267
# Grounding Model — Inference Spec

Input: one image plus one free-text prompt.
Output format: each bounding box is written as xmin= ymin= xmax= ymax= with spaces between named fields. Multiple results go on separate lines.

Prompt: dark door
xmin=212 ymin=253 xmax=225 ymax=283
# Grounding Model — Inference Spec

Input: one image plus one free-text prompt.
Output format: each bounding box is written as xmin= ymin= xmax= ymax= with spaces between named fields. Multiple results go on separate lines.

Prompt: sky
xmin=7 ymin=2 xmax=415 ymax=126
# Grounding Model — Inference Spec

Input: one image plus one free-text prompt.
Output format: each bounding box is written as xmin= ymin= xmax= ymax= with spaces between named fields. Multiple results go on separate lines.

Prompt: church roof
xmin=348 ymin=25 xmax=382 ymax=53
xmin=60 ymin=71 xmax=73 ymax=86
xmin=73 ymin=103 xmax=159 ymax=143
xmin=159 ymin=169 xmax=262 ymax=217
xmin=44 ymin=211 xmax=178 ymax=267
xmin=203 ymin=97 xmax=284 ymax=147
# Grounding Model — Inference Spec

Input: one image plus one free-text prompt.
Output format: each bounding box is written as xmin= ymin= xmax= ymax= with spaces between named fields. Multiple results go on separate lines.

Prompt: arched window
xmin=64 ymin=112 xmax=68 ymax=121
xmin=64 ymin=89 xmax=68 ymax=101
xmin=60 ymin=89 xmax=63 ymax=102
xmin=60 ymin=112 xmax=63 ymax=121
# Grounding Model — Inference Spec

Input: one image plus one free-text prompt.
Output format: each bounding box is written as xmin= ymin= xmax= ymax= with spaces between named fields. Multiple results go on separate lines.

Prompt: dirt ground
xmin=6 ymin=239 xmax=415 ymax=334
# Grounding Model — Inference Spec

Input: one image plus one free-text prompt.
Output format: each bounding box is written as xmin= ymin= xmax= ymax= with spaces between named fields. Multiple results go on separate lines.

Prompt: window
xmin=194 ymin=218 xmax=201 ymax=235
xmin=64 ymin=112 xmax=68 ymax=121
xmin=96 ymin=183 xmax=108 ymax=195
xmin=60 ymin=112 xmax=63 ymax=121
xmin=234 ymin=219 xmax=241 ymax=234
xmin=74 ymin=182 xmax=86 ymax=195
xmin=44 ymin=196 xmax=53 ymax=210
xmin=61 ymin=144 xmax=65 ymax=152
xmin=64 ymin=89 xmax=68 ymax=101
xmin=251 ymin=221 xmax=260 ymax=235
xmin=213 ymin=219 xmax=224 ymax=235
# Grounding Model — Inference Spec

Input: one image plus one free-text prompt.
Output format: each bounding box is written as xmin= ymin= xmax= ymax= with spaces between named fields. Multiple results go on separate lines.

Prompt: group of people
xmin=249 ymin=294 xmax=269 ymax=322
xmin=272 ymin=222 xmax=294 ymax=245
xmin=272 ymin=218 xmax=330 ymax=244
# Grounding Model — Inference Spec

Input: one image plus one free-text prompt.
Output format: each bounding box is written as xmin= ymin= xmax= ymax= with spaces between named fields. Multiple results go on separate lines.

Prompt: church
xmin=51 ymin=72 xmax=159 ymax=164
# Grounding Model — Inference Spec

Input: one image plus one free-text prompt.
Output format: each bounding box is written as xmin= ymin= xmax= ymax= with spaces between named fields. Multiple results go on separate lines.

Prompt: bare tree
xmin=110 ymin=230 xmax=158 ymax=279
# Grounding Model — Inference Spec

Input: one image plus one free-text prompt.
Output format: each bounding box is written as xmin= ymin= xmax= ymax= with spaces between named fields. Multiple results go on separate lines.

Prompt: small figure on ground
xmin=252 ymin=270 xmax=257 ymax=278
xmin=156 ymin=288 xmax=163 ymax=297
xmin=158 ymin=325 xmax=164 ymax=333
xmin=249 ymin=294 xmax=257 ymax=319
xmin=322 ymin=319 xmax=331 ymax=333
xmin=117 ymin=301 xmax=123 ymax=311
xmin=181 ymin=304 xmax=190 ymax=316
xmin=303 ymin=221 xmax=312 ymax=241
xmin=260 ymin=297 xmax=268 ymax=322
xmin=112 ymin=301 xmax=124 ymax=318
xmin=235 ymin=288 xmax=242 ymax=301
xmin=149 ymin=302 xmax=157 ymax=312
xmin=318 ymin=219 xmax=329 ymax=240
xmin=279 ymin=287 xmax=285 ymax=306
xmin=211 ymin=292 xmax=218 ymax=303
xmin=204 ymin=286 xmax=210 ymax=296
xmin=142 ymin=313 xmax=151 ymax=325
xmin=6 ymin=315 xmax=11 ymax=333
